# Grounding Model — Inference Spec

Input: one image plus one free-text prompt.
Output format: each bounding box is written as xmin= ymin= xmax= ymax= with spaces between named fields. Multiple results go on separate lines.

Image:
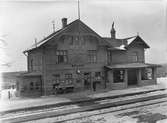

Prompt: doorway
xmin=84 ymin=72 xmax=91 ymax=89
xmin=128 ymin=69 xmax=138 ymax=86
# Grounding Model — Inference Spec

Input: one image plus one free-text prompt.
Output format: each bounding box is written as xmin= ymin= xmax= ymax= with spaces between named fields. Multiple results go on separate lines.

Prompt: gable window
xmin=88 ymin=50 xmax=97 ymax=63
xmin=131 ymin=52 xmax=138 ymax=62
xmin=113 ymin=70 xmax=124 ymax=83
xmin=75 ymin=36 xmax=80 ymax=45
xmin=56 ymin=50 xmax=68 ymax=64
xmin=107 ymin=50 xmax=112 ymax=65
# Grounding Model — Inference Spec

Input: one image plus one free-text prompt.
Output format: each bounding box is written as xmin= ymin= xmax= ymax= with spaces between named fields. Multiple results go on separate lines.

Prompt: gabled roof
xmin=103 ymin=35 xmax=150 ymax=51
xmin=24 ymin=19 xmax=111 ymax=53
xmin=127 ymin=35 xmax=150 ymax=48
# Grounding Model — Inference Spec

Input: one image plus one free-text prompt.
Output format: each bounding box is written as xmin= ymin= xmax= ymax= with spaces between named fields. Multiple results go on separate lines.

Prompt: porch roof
xmin=19 ymin=72 xmax=42 ymax=77
xmin=105 ymin=63 xmax=161 ymax=69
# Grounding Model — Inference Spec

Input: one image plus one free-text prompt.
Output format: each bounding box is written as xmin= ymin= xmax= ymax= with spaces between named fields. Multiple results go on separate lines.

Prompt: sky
xmin=0 ymin=0 xmax=167 ymax=72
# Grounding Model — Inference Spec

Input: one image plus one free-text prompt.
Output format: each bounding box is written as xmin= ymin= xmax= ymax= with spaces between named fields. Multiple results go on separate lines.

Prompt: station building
xmin=17 ymin=18 xmax=160 ymax=96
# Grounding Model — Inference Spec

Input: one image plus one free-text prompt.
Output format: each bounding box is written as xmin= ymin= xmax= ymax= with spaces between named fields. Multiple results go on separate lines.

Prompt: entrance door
xmin=84 ymin=72 xmax=91 ymax=89
xmin=128 ymin=69 xmax=137 ymax=86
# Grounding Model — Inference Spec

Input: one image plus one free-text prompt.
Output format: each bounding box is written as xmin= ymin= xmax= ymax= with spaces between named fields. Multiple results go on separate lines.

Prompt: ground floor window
xmin=35 ymin=82 xmax=40 ymax=90
xmin=65 ymin=73 xmax=73 ymax=84
xmin=30 ymin=82 xmax=34 ymax=90
xmin=113 ymin=70 xmax=125 ymax=83
xmin=141 ymin=68 xmax=153 ymax=80
xmin=95 ymin=72 xmax=101 ymax=81
xmin=52 ymin=74 xmax=60 ymax=89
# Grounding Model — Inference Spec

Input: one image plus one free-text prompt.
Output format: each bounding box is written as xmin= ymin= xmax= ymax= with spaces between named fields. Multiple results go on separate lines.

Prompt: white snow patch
xmin=157 ymin=77 xmax=167 ymax=88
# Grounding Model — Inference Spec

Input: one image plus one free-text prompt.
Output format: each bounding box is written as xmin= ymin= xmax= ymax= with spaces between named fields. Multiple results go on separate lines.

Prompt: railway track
xmin=1 ymin=88 xmax=167 ymax=123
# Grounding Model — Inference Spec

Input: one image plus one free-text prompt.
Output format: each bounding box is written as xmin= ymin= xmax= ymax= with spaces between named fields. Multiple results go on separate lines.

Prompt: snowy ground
xmin=1 ymin=77 xmax=167 ymax=123
xmin=23 ymin=77 xmax=167 ymax=123
xmin=25 ymin=97 xmax=167 ymax=123
xmin=157 ymin=77 xmax=167 ymax=87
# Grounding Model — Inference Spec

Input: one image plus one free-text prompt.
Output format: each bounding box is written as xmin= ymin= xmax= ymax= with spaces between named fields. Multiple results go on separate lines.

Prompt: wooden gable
xmin=127 ymin=36 xmax=150 ymax=49
xmin=24 ymin=19 xmax=110 ymax=53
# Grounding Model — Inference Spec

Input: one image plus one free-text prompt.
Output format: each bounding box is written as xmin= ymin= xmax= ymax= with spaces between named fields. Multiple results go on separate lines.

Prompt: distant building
xmin=18 ymin=18 xmax=159 ymax=96
xmin=1 ymin=71 xmax=25 ymax=90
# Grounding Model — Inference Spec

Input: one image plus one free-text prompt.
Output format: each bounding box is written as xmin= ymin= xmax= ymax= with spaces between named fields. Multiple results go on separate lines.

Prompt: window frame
xmin=88 ymin=50 xmax=97 ymax=63
xmin=113 ymin=69 xmax=125 ymax=83
xmin=131 ymin=52 xmax=138 ymax=62
xmin=55 ymin=50 xmax=68 ymax=64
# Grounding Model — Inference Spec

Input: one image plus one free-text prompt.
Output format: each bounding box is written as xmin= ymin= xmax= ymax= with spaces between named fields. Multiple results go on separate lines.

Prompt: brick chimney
xmin=62 ymin=18 xmax=67 ymax=28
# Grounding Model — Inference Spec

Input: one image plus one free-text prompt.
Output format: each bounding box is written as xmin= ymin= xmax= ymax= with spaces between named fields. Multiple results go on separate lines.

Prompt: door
xmin=128 ymin=69 xmax=137 ymax=86
xmin=84 ymin=72 xmax=91 ymax=89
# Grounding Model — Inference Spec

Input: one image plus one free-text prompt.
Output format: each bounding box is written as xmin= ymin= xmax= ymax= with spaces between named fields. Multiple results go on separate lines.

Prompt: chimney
xmin=110 ymin=22 xmax=116 ymax=38
xmin=62 ymin=18 xmax=67 ymax=28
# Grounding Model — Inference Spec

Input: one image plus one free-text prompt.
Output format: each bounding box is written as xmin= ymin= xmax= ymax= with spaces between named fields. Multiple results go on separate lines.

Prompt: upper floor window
xmin=107 ymin=50 xmax=112 ymax=65
xmin=88 ymin=50 xmax=97 ymax=63
xmin=131 ymin=52 xmax=138 ymax=62
xmin=56 ymin=50 xmax=68 ymax=64
xmin=70 ymin=36 xmax=86 ymax=46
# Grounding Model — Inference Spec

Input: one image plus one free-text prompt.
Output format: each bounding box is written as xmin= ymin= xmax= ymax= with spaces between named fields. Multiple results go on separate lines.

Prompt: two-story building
xmin=17 ymin=18 xmax=159 ymax=96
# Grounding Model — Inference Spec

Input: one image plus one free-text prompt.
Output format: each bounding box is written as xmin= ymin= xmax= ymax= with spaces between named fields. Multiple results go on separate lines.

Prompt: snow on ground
xmin=65 ymin=114 xmax=137 ymax=123
xmin=157 ymin=77 xmax=167 ymax=88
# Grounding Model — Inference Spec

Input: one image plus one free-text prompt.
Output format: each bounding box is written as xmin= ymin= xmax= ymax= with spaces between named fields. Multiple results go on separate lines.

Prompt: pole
xmin=78 ymin=0 xmax=80 ymax=20
xmin=52 ymin=20 xmax=55 ymax=32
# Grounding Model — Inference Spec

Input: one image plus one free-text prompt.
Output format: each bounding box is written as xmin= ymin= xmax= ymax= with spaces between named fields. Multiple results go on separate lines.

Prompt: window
xmin=75 ymin=36 xmax=80 ymax=45
xmin=141 ymin=68 xmax=153 ymax=80
xmin=56 ymin=50 xmax=68 ymax=64
xmin=107 ymin=50 xmax=112 ymax=65
xmin=65 ymin=74 xmax=73 ymax=84
xmin=113 ymin=70 xmax=124 ymax=83
xmin=30 ymin=59 xmax=33 ymax=71
xmin=30 ymin=82 xmax=34 ymax=90
xmin=53 ymin=74 xmax=60 ymax=83
xmin=95 ymin=72 xmax=101 ymax=81
xmin=131 ymin=52 xmax=138 ymax=62
xmin=35 ymin=82 xmax=40 ymax=90
xmin=69 ymin=36 xmax=74 ymax=45
xmin=88 ymin=50 xmax=97 ymax=63
xmin=52 ymin=74 xmax=60 ymax=89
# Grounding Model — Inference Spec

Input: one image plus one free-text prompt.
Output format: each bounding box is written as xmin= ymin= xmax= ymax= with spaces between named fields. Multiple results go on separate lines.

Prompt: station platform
xmin=0 ymin=83 xmax=166 ymax=113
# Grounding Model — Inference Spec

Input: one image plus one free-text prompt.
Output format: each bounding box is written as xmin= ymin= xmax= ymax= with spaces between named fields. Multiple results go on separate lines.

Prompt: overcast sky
xmin=0 ymin=0 xmax=167 ymax=72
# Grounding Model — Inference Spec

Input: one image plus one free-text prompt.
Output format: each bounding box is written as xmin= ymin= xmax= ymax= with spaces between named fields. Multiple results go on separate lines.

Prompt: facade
xmin=18 ymin=18 xmax=159 ymax=96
